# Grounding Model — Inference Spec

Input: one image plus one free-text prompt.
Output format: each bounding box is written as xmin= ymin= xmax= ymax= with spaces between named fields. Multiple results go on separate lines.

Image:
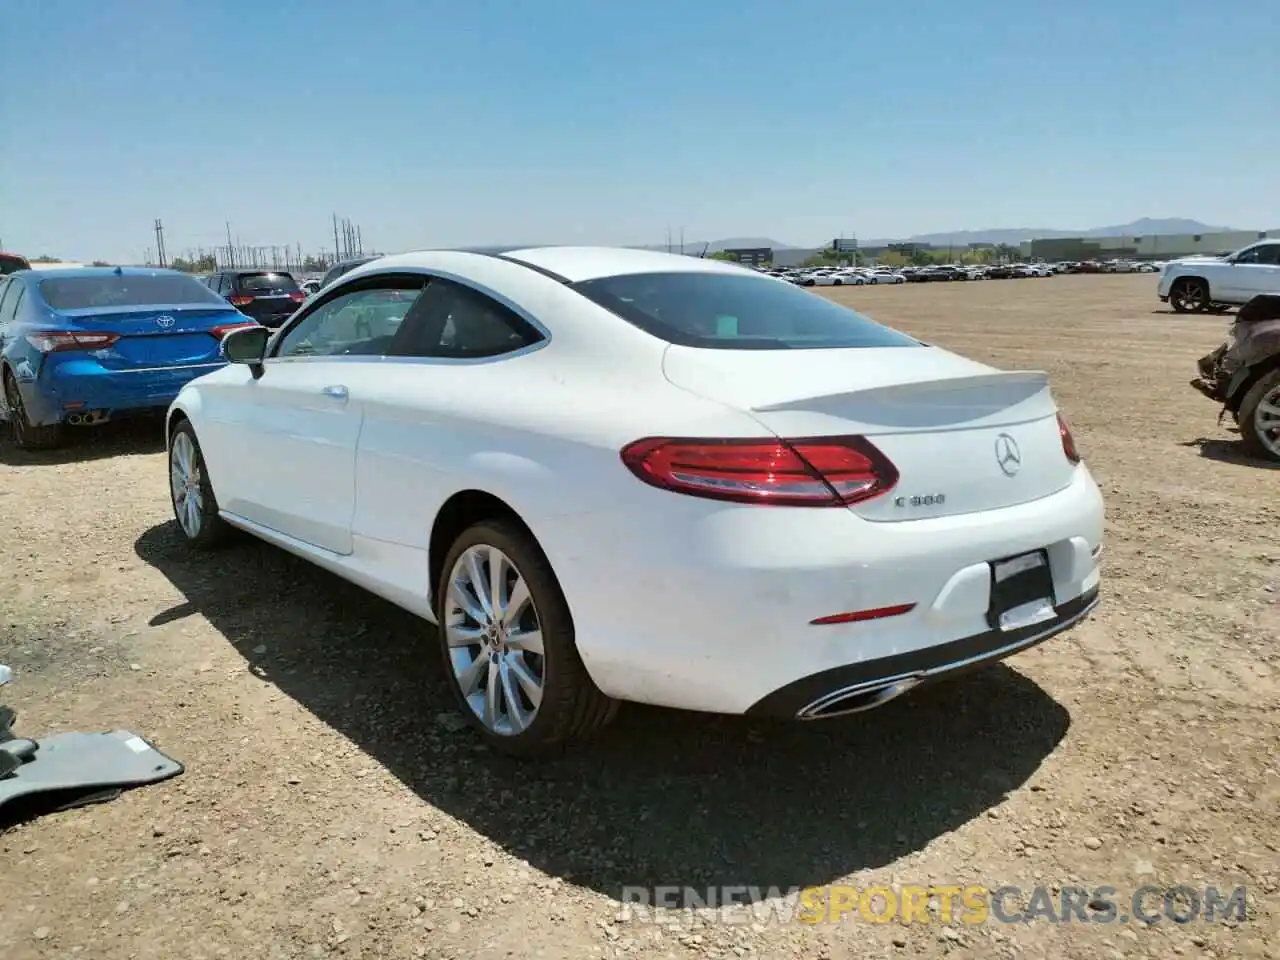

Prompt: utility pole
xmin=666 ymin=226 xmax=671 ymax=254
xmin=225 ymin=221 xmax=235 ymax=268
xmin=333 ymin=214 xmax=341 ymax=261
xmin=153 ymin=219 xmax=167 ymax=268
xmin=680 ymin=226 xmax=685 ymax=255
xmin=356 ymin=225 xmax=363 ymax=257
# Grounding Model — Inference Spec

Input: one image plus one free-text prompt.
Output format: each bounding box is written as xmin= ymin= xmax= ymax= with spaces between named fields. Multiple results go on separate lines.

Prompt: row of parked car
xmin=762 ymin=258 xmax=1164 ymax=287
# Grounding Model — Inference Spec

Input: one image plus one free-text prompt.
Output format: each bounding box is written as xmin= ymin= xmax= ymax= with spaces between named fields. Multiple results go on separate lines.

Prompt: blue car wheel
xmin=3 ymin=372 xmax=63 ymax=451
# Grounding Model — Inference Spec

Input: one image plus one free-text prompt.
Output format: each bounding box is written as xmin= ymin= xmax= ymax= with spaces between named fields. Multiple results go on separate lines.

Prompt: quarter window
xmin=392 ymin=278 xmax=543 ymax=359
xmin=275 ymin=284 xmax=425 ymax=358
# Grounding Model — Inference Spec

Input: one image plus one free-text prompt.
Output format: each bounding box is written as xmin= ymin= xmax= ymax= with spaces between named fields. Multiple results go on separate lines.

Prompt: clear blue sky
xmin=1 ymin=0 xmax=1276 ymax=263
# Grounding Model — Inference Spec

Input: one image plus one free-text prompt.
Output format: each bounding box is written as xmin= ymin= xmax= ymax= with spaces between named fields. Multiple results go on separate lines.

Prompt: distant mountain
xmin=883 ymin=219 xmax=1234 ymax=247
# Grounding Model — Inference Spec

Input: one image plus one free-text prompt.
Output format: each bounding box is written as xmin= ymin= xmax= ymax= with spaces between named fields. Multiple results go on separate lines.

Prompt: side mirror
xmin=221 ymin=325 xmax=270 ymax=378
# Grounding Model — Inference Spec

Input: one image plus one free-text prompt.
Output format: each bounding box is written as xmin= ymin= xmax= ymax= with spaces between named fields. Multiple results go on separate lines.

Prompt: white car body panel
xmin=169 ymin=246 xmax=1103 ymax=720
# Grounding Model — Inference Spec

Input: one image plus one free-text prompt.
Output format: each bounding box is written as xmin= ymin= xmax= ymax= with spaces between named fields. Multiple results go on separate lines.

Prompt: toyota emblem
xmin=155 ymin=315 xmax=176 ymax=329
xmin=994 ymin=433 xmax=1022 ymax=476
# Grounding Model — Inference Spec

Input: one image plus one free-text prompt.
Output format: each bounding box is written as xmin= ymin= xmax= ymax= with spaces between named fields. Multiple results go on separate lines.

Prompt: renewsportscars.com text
xmin=618 ymin=884 xmax=1248 ymax=927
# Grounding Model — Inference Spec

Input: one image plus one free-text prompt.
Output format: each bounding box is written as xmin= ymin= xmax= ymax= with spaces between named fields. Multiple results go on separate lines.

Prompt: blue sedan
xmin=0 ymin=266 xmax=261 ymax=449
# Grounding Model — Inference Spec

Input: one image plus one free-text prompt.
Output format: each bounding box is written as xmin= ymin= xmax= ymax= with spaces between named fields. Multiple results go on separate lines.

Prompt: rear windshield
xmin=0 ymin=255 xmax=30 ymax=276
xmin=237 ymin=272 xmax=299 ymax=293
xmin=40 ymin=273 xmax=228 ymax=310
xmin=572 ymin=271 xmax=921 ymax=350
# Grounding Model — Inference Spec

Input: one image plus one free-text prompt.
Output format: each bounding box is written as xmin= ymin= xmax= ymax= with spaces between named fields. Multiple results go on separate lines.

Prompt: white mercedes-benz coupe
xmin=165 ymin=246 xmax=1103 ymax=756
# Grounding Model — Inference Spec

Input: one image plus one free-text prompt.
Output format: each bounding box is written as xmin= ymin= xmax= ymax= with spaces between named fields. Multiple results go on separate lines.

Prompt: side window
xmin=393 ymin=278 xmax=544 ymax=359
xmin=212 ymin=274 xmax=227 ymax=295
xmin=0 ymin=282 xmax=24 ymax=324
xmin=274 ymin=283 xmax=425 ymax=359
xmin=1257 ymin=245 xmax=1280 ymax=266
xmin=0 ymin=281 xmax=12 ymax=322
xmin=1234 ymin=246 xmax=1265 ymax=265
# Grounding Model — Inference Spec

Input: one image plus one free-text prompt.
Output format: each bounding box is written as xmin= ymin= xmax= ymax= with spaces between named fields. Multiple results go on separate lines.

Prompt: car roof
xmin=218 ymin=267 xmax=298 ymax=274
xmin=362 ymin=245 xmax=752 ymax=284
xmin=16 ymin=266 xmax=193 ymax=281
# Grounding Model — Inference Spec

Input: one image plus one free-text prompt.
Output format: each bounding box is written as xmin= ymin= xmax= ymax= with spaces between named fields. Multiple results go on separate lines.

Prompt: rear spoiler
xmin=752 ymin=370 xmax=1051 ymax=414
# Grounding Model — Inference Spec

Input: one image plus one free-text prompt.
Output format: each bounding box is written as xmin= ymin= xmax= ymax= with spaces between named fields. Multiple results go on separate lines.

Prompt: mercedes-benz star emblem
xmin=994 ymin=433 xmax=1022 ymax=476
xmin=155 ymin=315 xmax=176 ymax=329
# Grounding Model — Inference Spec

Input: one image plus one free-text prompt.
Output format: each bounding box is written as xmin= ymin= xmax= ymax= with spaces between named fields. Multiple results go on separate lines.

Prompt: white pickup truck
xmin=1157 ymin=239 xmax=1280 ymax=313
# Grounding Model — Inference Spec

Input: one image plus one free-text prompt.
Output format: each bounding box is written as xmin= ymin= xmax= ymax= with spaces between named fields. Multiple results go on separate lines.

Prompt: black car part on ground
xmin=1191 ymin=294 xmax=1280 ymax=410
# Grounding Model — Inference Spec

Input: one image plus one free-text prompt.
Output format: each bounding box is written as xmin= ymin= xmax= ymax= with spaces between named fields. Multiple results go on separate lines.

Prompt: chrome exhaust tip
xmin=796 ymin=676 xmax=923 ymax=720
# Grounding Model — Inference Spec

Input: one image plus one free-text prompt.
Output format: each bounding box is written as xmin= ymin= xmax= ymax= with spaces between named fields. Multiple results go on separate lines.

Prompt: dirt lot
xmin=1 ymin=274 xmax=1277 ymax=960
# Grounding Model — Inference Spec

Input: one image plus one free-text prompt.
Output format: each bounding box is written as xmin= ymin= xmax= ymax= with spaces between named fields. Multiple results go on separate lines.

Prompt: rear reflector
xmin=809 ymin=603 xmax=916 ymax=626
xmin=619 ymin=435 xmax=898 ymax=506
xmin=228 ymin=295 xmax=254 ymax=306
xmin=1057 ymin=414 xmax=1081 ymax=463
xmin=210 ymin=321 xmax=262 ymax=340
xmin=25 ymin=331 xmax=119 ymax=352
xmin=288 ymin=291 xmax=306 ymax=303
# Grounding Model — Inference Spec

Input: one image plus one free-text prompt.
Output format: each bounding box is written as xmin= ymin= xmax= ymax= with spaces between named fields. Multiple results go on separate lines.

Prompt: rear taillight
xmin=288 ymin=291 xmax=306 ymax=303
xmin=619 ymin=436 xmax=899 ymax=507
xmin=228 ymin=295 xmax=254 ymax=306
xmin=210 ymin=321 xmax=261 ymax=340
xmin=25 ymin=331 xmax=119 ymax=352
xmin=1058 ymin=414 xmax=1081 ymax=464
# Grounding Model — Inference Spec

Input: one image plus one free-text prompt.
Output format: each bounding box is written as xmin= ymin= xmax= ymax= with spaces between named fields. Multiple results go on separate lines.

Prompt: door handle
xmin=321 ymin=384 xmax=348 ymax=400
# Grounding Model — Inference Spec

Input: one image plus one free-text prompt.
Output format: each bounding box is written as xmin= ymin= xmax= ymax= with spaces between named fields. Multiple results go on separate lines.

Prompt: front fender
xmin=165 ymin=386 xmax=205 ymax=449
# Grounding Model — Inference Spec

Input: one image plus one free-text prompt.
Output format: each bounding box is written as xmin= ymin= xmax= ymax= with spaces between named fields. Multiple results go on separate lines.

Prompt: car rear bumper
xmin=21 ymin=360 xmax=225 ymax=425
xmin=746 ymin=587 xmax=1099 ymax=717
xmin=542 ymin=466 xmax=1105 ymax=716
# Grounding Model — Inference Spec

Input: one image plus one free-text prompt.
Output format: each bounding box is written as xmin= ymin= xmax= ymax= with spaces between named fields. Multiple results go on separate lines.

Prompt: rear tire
xmin=1237 ymin=369 xmax=1280 ymax=463
xmin=1170 ymin=278 xmax=1209 ymax=314
xmin=3 ymin=371 xmax=63 ymax=451
xmin=435 ymin=519 xmax=617 ymax=757
xmin=168 ymin=420 xmax=232 ymax=549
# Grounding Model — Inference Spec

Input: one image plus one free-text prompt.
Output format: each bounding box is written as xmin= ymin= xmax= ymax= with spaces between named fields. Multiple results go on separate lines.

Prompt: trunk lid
xmin=661 ymin=344 xmax=1076 ymax=521
xmin=56 ymin=306 xmax=246 ymax=369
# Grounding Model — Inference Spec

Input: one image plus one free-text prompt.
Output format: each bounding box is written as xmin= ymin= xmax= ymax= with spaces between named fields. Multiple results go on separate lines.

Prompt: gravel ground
xmin=1 ymin=273 xmax=1276 ymax=960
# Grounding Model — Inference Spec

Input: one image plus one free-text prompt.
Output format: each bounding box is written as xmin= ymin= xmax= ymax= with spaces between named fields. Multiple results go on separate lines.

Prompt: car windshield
xmin=39 ymin=273 xmax=228 ymax=310
xmin=572 ymin=271 xmax=921 ymax=350
xmin=238 ymin=272 xmax=299 ymax=293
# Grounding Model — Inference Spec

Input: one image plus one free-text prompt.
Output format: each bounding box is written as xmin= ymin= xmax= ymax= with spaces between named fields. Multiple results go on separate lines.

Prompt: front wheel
xmin=1170 ymin=278 xmax=1209 ymax=313
xmin=168 ymin=420 xmax=232 ymax=548
xmin=1238 ymin=369 xmax=1280 ymax=463
xmin=3 ymin=372 xmax=63 ymax=451
xmin=436 ymin=520 xmax=617 ymax=757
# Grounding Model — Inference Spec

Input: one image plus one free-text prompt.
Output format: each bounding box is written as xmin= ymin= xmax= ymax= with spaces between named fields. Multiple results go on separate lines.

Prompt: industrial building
xmin=1021 ymin=229 xmax=1278 ymax=262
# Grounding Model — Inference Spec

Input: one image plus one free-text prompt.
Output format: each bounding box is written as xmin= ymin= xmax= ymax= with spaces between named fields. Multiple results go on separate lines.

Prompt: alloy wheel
xmin=1172 ymin=281 xmax=1207 ymax=313
xmin=4 ymin=376 xmax=28 ymax=446
xmin=444 ymin=544 xmax=545 ymax=735
xmin=170 ymin=431 xmax=204 ymax=537
xmin=1255 ymin=385 xmax=1280 ymax=459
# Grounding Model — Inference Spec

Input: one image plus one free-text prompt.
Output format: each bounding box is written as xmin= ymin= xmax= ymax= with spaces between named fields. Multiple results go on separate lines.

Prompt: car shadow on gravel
xmin=135 ymin=521 xmax=1071 ymax=899
xmin=0 ymin=418 xmax=165 ymax=466
xmin=1180 ymin=437 xmax=1280 ymax=469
